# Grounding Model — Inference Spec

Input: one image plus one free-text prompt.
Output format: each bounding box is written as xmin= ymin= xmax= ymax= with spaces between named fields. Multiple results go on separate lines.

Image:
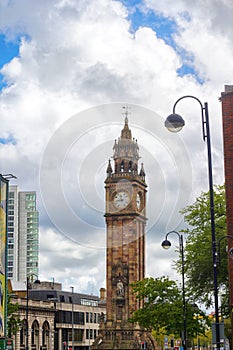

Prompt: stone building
xmin=10 ymin=296 xmax=55 ymax=350
xmin=10 ymin=281 xmax=106 ymax=350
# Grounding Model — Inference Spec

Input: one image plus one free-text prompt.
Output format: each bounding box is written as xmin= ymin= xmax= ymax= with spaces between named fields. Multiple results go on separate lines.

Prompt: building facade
xmin=11 ymin=297 xmax=55 ymax=350
xmin=221 ymin=85 xmax=233 ymax=343
xmin=10 ymin=281 xmax=106 ymax=350
xmin=29 ymin=287 xmax=106 ymax=350
xmin=8 ymin=185 xmax=39 ymax=282
xmin=93 ymin=117 xmax=157 ymax=349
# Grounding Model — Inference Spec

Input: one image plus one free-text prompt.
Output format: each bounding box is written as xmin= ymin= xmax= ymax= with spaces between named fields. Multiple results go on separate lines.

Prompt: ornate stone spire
xmin=120 ymin=116 xmax=132 ymax=140
xmin=112 ymin=117 xmax=139 ymax=174
xmin=105 ymin=113 xmax=146 ymax=181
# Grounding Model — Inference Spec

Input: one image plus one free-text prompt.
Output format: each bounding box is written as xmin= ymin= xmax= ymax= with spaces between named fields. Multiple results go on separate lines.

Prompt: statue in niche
xmin=116 ymin=279 xmax=124 ymax=297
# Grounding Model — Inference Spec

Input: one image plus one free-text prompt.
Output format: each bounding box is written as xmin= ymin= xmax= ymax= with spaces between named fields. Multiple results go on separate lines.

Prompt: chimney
xmin=100 ymin=287 xmax=106 ymax=300
xmin=224 ymin=85 xmax=233 ymax=93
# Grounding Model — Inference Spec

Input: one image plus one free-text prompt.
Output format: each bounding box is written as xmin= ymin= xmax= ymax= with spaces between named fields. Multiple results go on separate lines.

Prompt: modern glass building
xmin=8 ymin=185 xmax=39 ymax=282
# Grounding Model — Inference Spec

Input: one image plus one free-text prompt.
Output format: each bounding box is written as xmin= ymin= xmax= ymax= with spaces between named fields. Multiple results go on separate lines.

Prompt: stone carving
xmin=116 ymin=279 xmax=124 ymax=297
xmin=112 ymin=260 xmax=129 ymax=300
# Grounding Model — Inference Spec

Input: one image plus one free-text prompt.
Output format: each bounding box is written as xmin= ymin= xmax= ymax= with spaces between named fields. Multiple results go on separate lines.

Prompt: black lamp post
xmin=26 ymin=274 xmax=40 ymax=350
xmin=165 ymin=95 xmax=219 ymax=350
xmin=70 ymin=286 xmax=74 ymax=350
xmin=162 ymin=231 xmax=186 ymax=350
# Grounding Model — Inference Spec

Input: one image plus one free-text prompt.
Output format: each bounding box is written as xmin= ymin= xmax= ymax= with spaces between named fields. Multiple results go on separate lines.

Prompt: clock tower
xmin=93 ymin=115 xmax=157 ymax=349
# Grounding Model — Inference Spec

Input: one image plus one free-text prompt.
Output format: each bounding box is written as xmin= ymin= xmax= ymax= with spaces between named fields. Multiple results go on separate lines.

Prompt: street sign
xmin=0 ymin=338 xmax=14 ymax=350
xmin=212 ymin=322 xmax=226 ymax=345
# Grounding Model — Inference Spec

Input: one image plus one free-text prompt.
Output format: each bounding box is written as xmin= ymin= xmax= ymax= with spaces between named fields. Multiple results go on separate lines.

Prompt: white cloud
xmin=145 ymin=0 xmax=233 ymax=85
xmin=0 ymin=0 xmax=229 ymax=294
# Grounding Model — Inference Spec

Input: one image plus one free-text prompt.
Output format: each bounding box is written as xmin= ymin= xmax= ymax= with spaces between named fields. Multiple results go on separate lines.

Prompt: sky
xmin=0 ymin=0 xmax=232 ymax=299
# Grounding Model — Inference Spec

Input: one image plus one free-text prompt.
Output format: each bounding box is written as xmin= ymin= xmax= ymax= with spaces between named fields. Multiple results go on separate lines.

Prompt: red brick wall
xmin=221 ymin=87 xmax=233 ymax=308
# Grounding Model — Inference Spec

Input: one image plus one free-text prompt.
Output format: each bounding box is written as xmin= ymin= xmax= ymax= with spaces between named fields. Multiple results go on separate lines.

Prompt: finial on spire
xmin=122 ymin=105 xmax=131 ymax=124
xmin=140 ymin=163 xmax=145 ymax=177
xmin=106 ymin=159 xmax=113 ymax=177
xmin=121 ymin=105 xmax=132 ymax=139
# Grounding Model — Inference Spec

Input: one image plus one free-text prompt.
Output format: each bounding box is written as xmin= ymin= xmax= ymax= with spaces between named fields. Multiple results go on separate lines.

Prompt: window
xmin=86 ymin=329 xmax=93 ymax=339
xmin=60 ymin=295 xmax=65 ymax=302
xmin=74 ymin=329 xmax=83 ymax=342
xmin=74 ymin=312 xmax=84 ymax=325
xmin=80 ymin=298 xmax=98 ymax=307
xmin=86 ymin=329 xmax=89 ymax=340
xmin=26 ymin=194 xmax=36 ymax=201
xmin=47 ymin=294 xmax=55 ymax=300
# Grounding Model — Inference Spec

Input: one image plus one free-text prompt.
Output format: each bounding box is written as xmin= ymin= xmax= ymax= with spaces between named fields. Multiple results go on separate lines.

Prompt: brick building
xmin=221 ymin=85 xmax=233 ymax=345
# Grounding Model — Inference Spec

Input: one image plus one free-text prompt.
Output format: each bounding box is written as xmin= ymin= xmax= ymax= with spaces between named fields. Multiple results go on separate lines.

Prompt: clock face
xmin=114 ymin=191 xmax=130 ymax=209
xmin=136 ymin=193 xmax=141 ymax=210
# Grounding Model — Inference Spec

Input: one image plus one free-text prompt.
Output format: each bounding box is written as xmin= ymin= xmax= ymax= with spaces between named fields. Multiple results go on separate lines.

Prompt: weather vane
xmin=122 ymin=105 xmax=131 ymax=119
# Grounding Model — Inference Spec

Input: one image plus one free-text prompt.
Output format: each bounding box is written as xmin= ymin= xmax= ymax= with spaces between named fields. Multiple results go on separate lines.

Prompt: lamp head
xmin=161 ymin=239 xmax=171 ymax=250
xmin=165 ymin=113 xmax=185 ymax=133
xmin=229 ymin=247 xmax=233 ymax=259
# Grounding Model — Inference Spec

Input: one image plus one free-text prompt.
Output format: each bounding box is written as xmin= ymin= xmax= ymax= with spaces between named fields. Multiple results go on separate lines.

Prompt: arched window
xmin=129 ymin=161 xmax=133 ymax=172
xmin=31 ymin=320 xmax=39 ymax=350
xmin=20 ymin=319 xmax=27 ymax=346
xmin=42 ymin=321 xmax=50 ymax=349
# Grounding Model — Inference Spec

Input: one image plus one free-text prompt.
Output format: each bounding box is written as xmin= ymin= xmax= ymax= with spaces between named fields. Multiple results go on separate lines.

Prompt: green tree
xmin=131 ymin=276 xmax=210 ymax=339
xmin=180 ymin=184 xmax=228 ymax=309
xmin=7 ymin=294 xmax=21 ymax=337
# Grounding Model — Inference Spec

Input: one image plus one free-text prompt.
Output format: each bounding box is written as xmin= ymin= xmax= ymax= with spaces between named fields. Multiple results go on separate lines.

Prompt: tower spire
xmin=105 ymin=108 xmax=146 ymax=181
xmin=121 ymin=106 xmax=131 ymax=140
xmin=112 ymin=115 xmax=140 ymax=174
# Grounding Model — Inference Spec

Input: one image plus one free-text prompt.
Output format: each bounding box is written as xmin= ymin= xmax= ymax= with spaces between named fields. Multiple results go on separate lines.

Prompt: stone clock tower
xmin=93 ymin=116 xmax=157 ymax=350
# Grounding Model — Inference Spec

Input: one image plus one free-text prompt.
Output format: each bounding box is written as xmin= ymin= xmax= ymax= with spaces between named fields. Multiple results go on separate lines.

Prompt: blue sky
xmin=0 ymin=34 xmax=20 ymax=89
xmin=0 ymin=35 xmax=19 ymax=144
xmin=0 ymin=34 xmax=19 ymax=144
xmin=0 ymin=35 xmax=19 ymax=68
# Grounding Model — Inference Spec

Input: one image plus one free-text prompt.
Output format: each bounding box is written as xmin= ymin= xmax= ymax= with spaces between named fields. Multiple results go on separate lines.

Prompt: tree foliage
xmin=7 ymin=294 xmax=22 ymax=337
xmin=180 ymin=184 xmax=227 ymax=309
xmin=131 ymin=276 xmax=210 ymax=338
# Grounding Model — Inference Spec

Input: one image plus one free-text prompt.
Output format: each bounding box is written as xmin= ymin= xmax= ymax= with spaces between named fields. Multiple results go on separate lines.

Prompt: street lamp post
xmin=165 ymin=95 xmax=219 ymax=349
xmin=70 ymin=286 xmax=74 ymax=350
xmin=26 ymin=276 xmax=29 ymax=350
xmin=162 ymin=230 xmax=187 ymax=350
xmin=26 ymin=274 xmax=40 ymax=350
